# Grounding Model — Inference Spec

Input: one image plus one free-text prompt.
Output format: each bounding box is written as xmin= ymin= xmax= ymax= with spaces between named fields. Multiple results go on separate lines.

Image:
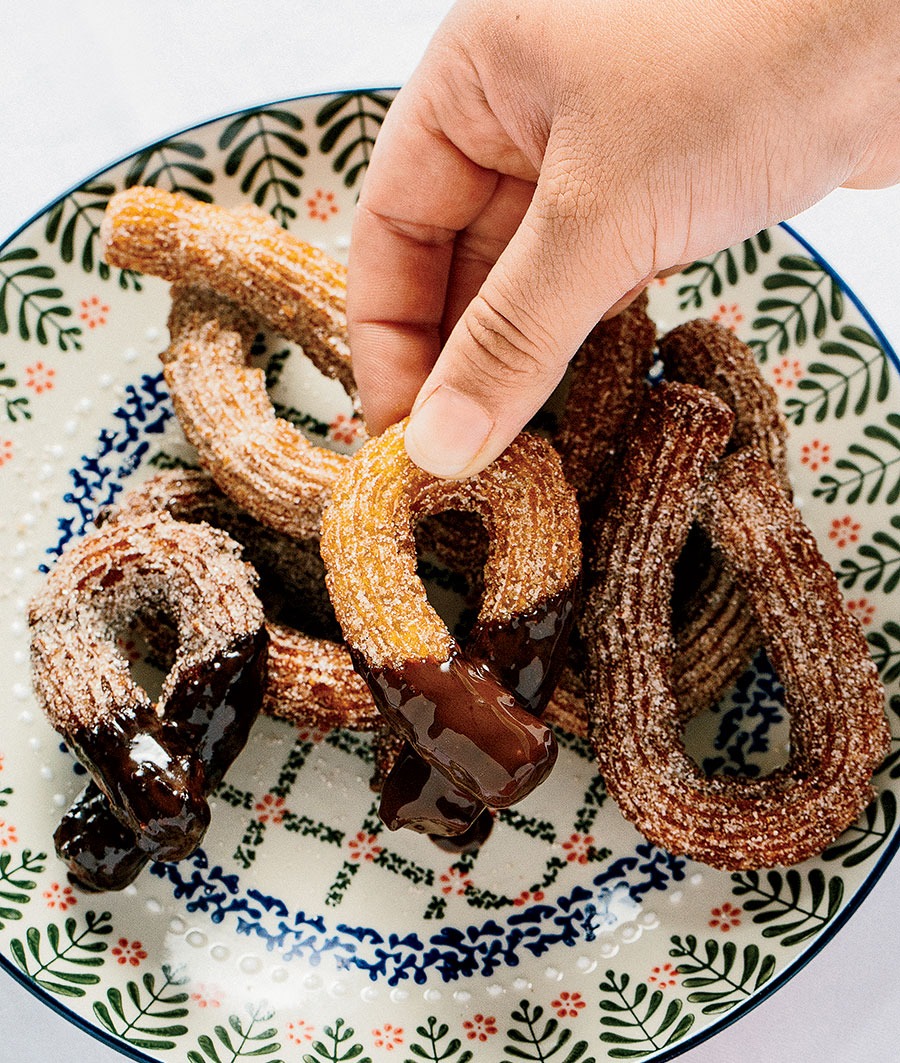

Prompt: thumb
xmin=403 ymin=173 xmax=646 ymax=479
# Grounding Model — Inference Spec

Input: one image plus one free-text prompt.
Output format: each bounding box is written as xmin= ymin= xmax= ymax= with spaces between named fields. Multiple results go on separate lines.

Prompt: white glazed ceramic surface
xmin=1 ymin=93 xmax=898 ymax=1063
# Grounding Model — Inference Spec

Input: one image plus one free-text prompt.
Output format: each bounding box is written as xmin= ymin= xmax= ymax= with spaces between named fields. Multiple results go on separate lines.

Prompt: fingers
xmin=440 ymin=174 xmax=536 ymax=339
xmin=347 ymin=78 xmax=502 ymax=436
xmin=404 ymin=159 xmax=646 ymax=478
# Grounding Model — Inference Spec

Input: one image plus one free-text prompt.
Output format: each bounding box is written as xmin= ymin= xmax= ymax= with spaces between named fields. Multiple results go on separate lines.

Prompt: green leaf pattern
xmin=668 ymin=935 xmax=776 ymax=1015
xmin=10 ymin=909 xmax=112 ymax=997
xmin=219 ymin=108 xmax=308 ymax=225
xmin=316 ymin=91 xmax=391 ymax=189
xmin=187 ymin=1006 xmax=284 ymax=1062
xmin=748 ymin=252 xmax=844 ymax=362
xmin=94 ymin=964 xmax=190 ymax=1050
xmin=730 ymin=868 xmax=844 ymax=948
xmin=0 ymin=849 xmax=45 ymax=929
xmin=598 ymin=973 xmax=693 ymax=1058
xmin=503 ymin=999 xmax=596 ymax=1062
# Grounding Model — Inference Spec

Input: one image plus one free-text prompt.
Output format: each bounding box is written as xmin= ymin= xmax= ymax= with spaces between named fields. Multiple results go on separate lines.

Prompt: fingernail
xmin=405 ymin=385 xmax=494 ymax=478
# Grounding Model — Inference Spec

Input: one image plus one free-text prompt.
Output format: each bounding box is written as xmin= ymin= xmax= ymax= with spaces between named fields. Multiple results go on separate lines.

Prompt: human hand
xmin=348 ymin=0 xmax=900 ymax=478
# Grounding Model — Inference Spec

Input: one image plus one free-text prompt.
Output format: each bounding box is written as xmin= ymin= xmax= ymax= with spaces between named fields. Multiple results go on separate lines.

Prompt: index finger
xmin=347 ymin=82 xmax=499 ymax=434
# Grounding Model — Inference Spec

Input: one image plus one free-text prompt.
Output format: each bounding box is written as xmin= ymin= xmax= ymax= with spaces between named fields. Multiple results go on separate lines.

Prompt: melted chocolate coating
xmin=54 ymin=783 xmax=150 ymax=892
xmin=163 ymin=629 xmax=269 ymax=789
xmin=430 ymin=808 xmax=495 ymax=853
xmin=360 ymin=652 xmax=557 ymax=809
xmin=469 ymin=584 xmax=578 ymax=714
xmin=374 ymin=582 xmax=578 ymax=835
xmin=71 ymin=706 xmax=210 ymax=861
xmin=57 ymin=626 xmax=268 ymax=888
xmin=379 ymin=744 xmax=484 ymax=835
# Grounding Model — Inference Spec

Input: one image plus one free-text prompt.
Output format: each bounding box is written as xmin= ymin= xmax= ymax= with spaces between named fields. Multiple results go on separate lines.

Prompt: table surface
xmin=2 ymin=4 xmax=899 ymax=1062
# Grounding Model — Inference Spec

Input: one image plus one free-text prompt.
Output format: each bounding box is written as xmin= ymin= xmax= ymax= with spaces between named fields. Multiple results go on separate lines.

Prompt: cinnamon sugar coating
xmin=660 ymin=319 xmax=792 ymax=716
xmin=162 ymin=284 xmax=351 ymax=540
xmin=554 ymin=289 xmax=657 ymax=513
xmin=659 ymin=319 xmax=790 ymax=488
xmin=108 ymin=469 xmax=378 ymax=733
xmin=30 ymin=513 xmax=265 ymax=734
xmin=30 ymin=513 xmax=268 ymax=863
xmin=583 ymin=383 xmax=890 ymax=869
xmin=101 ymin=187 xmax=354 ymax=397
xmin=321 ymin=421 xmax=581 ymax=667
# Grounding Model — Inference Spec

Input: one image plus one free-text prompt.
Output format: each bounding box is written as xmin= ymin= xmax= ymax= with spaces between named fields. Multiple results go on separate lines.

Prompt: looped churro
xmin=101 ymin=468 xmax=379 ymax=734
xmin=660 ymin=319 xmax=792 ymax=716
xmin=161 ymin=284 xmax=351 ymax=540
xmin=100 ymin=187 xmax=354 ymax=396
xmin=583 ymin=381 xmax=890 ymax=869
xmin=50 ymin=468 xmax=374 ymax=892
xmin=553 ymin=289 xmax=657 ymax=514
xmin=660 ymin=319 xmax=790 ymax=488
xmin=30 ymin=513 xmax=268 ymax=867
xmin=320 ymin=421 xmax=581 ymax=812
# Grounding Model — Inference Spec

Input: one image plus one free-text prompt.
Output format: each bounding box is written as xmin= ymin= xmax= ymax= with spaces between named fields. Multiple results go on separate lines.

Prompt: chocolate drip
xmin=374 ymin=581 xmax=578 ymax=836
xmin=378 ymin=744 xmax=484 ymax=835
xmin=57 ymin=626 xmax=268 ymax=889
xmin=71 ymin=705 xmax=210 ymax=861
xmin=469 ymin=583 xmax=578 ymax=714
xmin=430 ymin=809 xmax=495 ymax=853
xmin=163 ymin=629 xmax=269 ymax=788
xmin=54 ymin=783 xmax=150 ymax=892
xmin=360 ymin=651 xmax=556 ymax=809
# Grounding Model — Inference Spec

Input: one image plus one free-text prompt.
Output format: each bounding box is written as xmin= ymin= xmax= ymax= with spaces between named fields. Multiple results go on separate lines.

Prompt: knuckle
xmin=458 ymin=292 xmax=562 ymax=390
xmin=538 ymin=164 xmax=600 ymax=228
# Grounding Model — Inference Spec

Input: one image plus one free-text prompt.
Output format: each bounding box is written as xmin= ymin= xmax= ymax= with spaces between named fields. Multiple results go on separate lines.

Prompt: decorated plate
xmin=1 ymin=91 xmax=898 ymax=1063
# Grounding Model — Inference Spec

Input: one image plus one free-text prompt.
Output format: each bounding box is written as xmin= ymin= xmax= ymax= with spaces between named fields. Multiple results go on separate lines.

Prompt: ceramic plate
xmin=1 ymin=91 xmax=899 ymax=1063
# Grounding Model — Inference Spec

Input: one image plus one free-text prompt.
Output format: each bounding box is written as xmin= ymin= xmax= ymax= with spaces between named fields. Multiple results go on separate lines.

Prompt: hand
xmin=348 ymin=0 xmax=900 ymax=478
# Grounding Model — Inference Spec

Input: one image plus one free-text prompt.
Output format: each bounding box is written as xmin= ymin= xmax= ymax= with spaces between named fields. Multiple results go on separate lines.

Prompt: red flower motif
xmin=347 ymin=830 xmax=383 ymax=862
xmin=286 ymin=1019 xmax=315 ymax=1044
xmin=828 ymin=515 xmax=861 ymax=549
xmin=0 ymin=440 xmax=13 ymax=467
xmin=0 ymin=821 xmax=17 ymax=848
xmin=189 ymin=984 xmax=222 ymax=1009
xmin=43 ymin=882 xmax=77 ymax=911
xmin=296 ymin=726 xmax=327 ymax=743
xmin=254 ymin=793 xmax=286 ymax=825
xmin=648 ymin=962 xmax=679 ymax=988
xmin=79 ymin=295 xmax=110 ymax=329
xmin=709 ymin=901 xmax=742 ymax=932
xmin=551 ymin=990 xmax=586 ymax=1018
xmin=463 ymin=1014 xmax=498 ymax=1041
xmin=800 ymin=439 xmax=831 ymax=471
xmin=25 ymin=361 xmax=56 ymax=394
xmin=111 ymin=937 xmax=148 ymax=966
xmin=513 ymin=888 xmax=545 ymax=907
xmin=307 ymin=188 xmax=339 ymax=221
xmin=115 ymin=635 xmax=141 ymax=663
xmin=846 ymin=597 xmax=876 ymax=626
xmin=439 ymin=866 xmax=473 ymax=896
xmin=710 ymin=303 xmax=744 ymax=331
xmin=771 ymin=356 xmax=803 ymax=389
xmin=372 ymin=1023 xmax=404 ymax=1050
xmin=328 ymin=412 xmax=364 ymax=446
xmin=561 ymin=832 xmax=595 ymax=864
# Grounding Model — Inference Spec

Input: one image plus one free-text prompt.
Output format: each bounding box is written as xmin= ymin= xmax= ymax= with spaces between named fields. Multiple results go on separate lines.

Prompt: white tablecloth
xmin=2 ymin=4 xmax=898 ymax=1061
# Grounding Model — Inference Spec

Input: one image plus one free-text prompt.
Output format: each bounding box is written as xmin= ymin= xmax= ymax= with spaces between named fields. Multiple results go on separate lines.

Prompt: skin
xmin=347 ymin=0 xmax=900 ymax=478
